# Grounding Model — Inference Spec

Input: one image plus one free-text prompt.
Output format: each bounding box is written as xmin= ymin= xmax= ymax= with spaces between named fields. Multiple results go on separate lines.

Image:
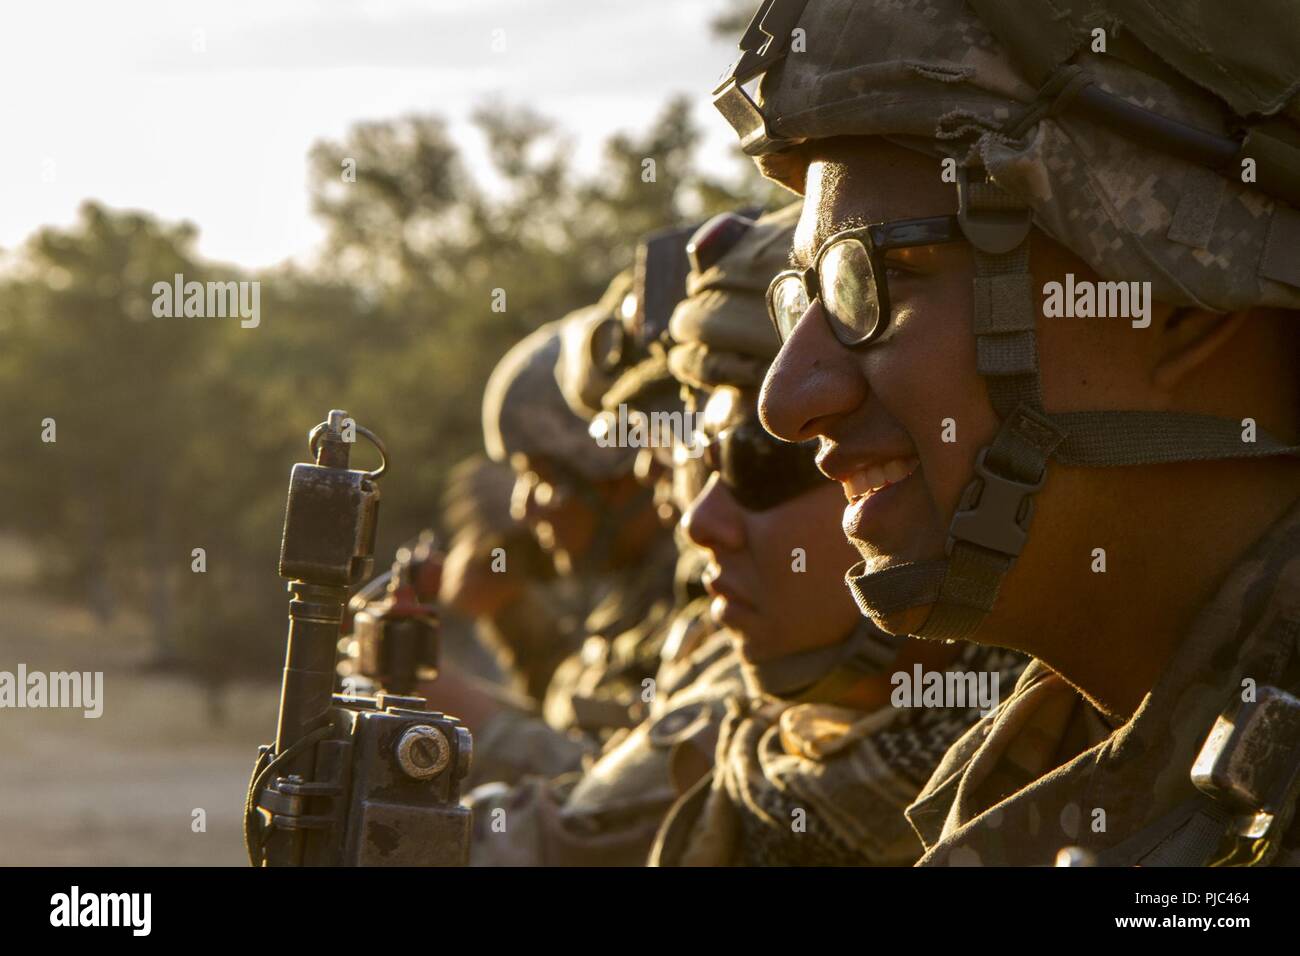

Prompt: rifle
xmin=245 ymin=409 xmax=471 ymax=866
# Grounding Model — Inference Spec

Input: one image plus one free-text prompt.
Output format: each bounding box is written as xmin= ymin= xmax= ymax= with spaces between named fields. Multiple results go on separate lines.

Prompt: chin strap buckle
xmin=946 ymin=447 xmax=1045 ymax=559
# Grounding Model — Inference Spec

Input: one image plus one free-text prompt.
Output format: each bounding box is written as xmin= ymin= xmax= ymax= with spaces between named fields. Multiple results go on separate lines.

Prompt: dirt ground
xmin=0 ymin=535 xmax=280 ymax=865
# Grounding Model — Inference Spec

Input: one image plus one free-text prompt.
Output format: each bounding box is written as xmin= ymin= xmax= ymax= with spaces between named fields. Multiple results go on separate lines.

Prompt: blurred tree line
xmin=0 ymin=95 xmax=789 ymax=703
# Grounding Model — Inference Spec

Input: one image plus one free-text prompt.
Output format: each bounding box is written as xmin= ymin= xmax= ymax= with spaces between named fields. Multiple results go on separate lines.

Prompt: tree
xmin=0 ymin=93 xmax=793 ymax=692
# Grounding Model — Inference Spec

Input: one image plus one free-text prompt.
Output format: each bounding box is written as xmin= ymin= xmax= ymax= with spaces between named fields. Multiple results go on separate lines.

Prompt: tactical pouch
xmin=1191 ymin=684 xmax=1300 ymax=864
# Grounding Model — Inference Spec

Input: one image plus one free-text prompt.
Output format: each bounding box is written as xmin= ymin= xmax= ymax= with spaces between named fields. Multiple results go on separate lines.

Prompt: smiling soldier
xmin=713 ymin=0 xmax=1300 ymax=864
xmin=649 ymin=204 xmax=1025 ymax=866
xmin=468 ymin=206 xmax=1024 ymax=866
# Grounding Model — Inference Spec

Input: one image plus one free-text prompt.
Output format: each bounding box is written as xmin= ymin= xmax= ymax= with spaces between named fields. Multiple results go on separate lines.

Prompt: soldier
xmin=432 ymin=455 xmax=575 ymax=702
xmin=649 ymin=203 xmax=1025 ymax=866
xmin=589 ymin=223 xmax=732 ymax=693
xmin=542 ymin=278 xmax=686 ymax=738
xmin=588 ymin=289 xmax=718 ymax=698
xmin=471 ymin=205 xmax=1025 ymax=866
xmin=467 ymin=256 xmax=747 ymax=866
xmin=467 ymin=278 xmax=681 ymax=783
xmin=714 ymin=0 xmax=1300 ymax=864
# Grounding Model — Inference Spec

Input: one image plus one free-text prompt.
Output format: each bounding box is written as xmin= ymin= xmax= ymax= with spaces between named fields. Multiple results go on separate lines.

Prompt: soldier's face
xmin=509 ymin=453 xmax=596 ymax=570
xmin=760 ymin=137 xmax=1150 ymax=637
xmin=760 ymin=140 xmax=991 ymax=635
xmin=681 ymin=386 xmax=861 ymax=660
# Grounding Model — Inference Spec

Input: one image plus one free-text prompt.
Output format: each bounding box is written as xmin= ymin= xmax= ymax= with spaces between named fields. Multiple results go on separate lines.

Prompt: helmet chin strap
xmin=848 ymin=168 xmax=1300 ymax=642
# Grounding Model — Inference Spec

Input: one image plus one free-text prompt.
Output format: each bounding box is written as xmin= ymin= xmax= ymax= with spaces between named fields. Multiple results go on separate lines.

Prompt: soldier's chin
xmin=868 ymin=605 xmax=934 ymax=640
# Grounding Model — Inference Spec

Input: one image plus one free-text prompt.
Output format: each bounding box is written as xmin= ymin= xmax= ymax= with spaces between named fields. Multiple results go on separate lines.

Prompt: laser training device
xmin=245 ymin=410 xmax=471 ymax=866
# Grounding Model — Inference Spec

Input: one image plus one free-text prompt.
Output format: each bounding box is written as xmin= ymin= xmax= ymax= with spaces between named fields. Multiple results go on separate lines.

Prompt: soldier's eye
xmin=882 ymin=254 xmax=918 ymax=280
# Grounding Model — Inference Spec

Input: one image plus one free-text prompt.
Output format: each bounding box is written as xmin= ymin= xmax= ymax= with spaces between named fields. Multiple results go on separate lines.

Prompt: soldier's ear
xmin=1151 ymin=307 xmax=1248 ymax=392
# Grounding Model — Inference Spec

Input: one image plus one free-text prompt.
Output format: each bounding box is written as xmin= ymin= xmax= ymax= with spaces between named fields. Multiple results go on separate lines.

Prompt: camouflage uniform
xmin=468 ymin=629 xmax=743 ymax=866
xmin=540 ymin=533 xmax=680 ymax=741
xmin=473 ymin=269 xmax=707 ymax=801
xmin=467 ymin=216 xmax=806 ymax=866
xmin=475 ymin=296 xmax=674 ymax=783
xmin=712 ymin=0 xmax=1300 ymax=864
xmin=646 ymin=204 xmax=1030 ymax=865
xmin=652 ymin=643 xmax=1026 ymax=866
xmin=539 ymin=271 xmax=688 ymax=744
xmin=909 ymin=502 xmax=1300 ymax=866
xmin=437 ymin=456 xmax=580 ymax=700
xmin=467 ymin=267 xmax=720 ymax=857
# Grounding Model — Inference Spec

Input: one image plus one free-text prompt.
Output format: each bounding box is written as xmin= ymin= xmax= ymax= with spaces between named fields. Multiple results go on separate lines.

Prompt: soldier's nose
xmin=681 ymin=473 xmax=745 ymax=554
xmin=760 ymin=300 xmax=868 ymax=443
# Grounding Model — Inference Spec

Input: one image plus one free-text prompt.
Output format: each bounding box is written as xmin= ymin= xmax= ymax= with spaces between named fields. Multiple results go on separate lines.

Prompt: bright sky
xmin=0 ymin=0 xmax=748 ymax=269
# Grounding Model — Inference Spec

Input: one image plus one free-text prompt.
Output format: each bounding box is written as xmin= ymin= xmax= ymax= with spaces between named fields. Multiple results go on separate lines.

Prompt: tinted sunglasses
xmin=678 ymin=417 xmax=825 ymax=512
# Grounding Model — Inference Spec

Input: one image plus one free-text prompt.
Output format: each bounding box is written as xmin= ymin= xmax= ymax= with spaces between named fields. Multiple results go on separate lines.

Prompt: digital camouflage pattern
xmin=745 ymin=0 xmax=1300 ymax=310
xmin=482 ymin=319 xmax=636 ymax=482
xmin=466 ymin=629 xmax=742 ymax=866
xmin=666 ymin=202 xmax=803 ymax=392
xmin=907 ymin=500 xmax=1300 ymax=866
xmin=541 ymin=533 xmax=681 ymax=741
xmin=556 ymin=270 xmax=637 ymax=421
xmin=651 ymin=643 xmax=1026 ymax=866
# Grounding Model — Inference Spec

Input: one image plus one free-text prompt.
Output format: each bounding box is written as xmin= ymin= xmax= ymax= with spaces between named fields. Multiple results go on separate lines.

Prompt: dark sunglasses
xmin=679 ymin=417 xmax=825 ymax=512
xmin=766 ymin=215 xmax=964 ymax=347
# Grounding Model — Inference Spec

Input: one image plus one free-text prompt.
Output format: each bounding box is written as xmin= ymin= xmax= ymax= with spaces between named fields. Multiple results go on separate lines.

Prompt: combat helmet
xmin=482 ymin=320 xmax=635 ymax=483
xmin=713 ymin=0 xmax=1300 ymax=641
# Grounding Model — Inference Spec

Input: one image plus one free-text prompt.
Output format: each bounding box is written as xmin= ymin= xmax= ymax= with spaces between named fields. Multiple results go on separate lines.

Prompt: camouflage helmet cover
xmin=482 ymin=320 xmax=635 ymax=482
xmin=555 ymin=270 xmax=636 ymax=420
xmin=723 ymin=0 xmax=1300 ymax=313
xmin=667 ymin=201 xmax=803 ymax=390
